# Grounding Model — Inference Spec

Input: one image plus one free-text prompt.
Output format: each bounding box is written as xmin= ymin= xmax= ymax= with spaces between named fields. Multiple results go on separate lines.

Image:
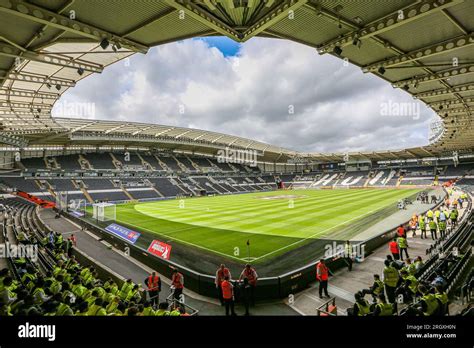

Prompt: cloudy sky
xmin=54 ymin=37 xmax=436 ymax=153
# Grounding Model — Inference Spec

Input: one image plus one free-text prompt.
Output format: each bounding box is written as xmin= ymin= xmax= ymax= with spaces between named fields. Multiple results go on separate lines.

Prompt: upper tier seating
xmin=84 ymin=153 xmax=116 ymax=170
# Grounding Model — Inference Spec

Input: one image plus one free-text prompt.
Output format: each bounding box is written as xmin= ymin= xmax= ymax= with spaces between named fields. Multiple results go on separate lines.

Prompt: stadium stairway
xmin=36 ymin=207 xmax=298 ymax=316
xmin=289 ymin=187 xmax=470 ymax=315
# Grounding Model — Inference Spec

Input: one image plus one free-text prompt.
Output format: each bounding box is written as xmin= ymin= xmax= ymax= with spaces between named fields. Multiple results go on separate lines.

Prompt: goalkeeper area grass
xmin=109 ymin=188 xmax=421 ymax=263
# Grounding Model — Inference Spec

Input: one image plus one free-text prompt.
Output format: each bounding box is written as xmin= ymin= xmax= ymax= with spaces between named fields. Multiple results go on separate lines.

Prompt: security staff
xmin=438 ymin=219 xmax=447 ymax=239
xmin=397 ymin=236 xmax=409 ymax=261
xmin=429 ymin=219 xmax=438 ymax=240
xmin=352 ymin=292 xmax=370 ymax=316
xmin=221 ymin=276 xmax=236 ymax=316
xmin=389 ymin=238 xmax=400 ymax=260
xmin=418 ymin=214 xmax=426 ymax=238
xmin=144 ymin=272 xmax=161 ymax=306
xmin=315 ymin=259 xmax=329 ymax=299
xmin=215 ymin=264 xmax=232 ymax=305
xmin=383 ymin=260 xmax=399 ymax=303
xmin=361 ymin=274 xmax=384 ymax=303
xmin=373 ymin=294 xmax=394 ymax=316
xmin=239 ymin=264 xmax=258 ymax=305
xmin=435 ymin=285 xmax=449 ymax=315
xmin=171 ymin=269 xmax=184 ymax=301
xmin=418 ymin=285 xmax=439 ymax=316
xmin=118 ymin=279 xmax=134 ymax=301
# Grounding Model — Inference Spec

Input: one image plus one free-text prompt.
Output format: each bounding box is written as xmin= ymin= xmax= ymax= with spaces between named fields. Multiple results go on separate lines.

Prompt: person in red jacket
xmin=397 ymin=225 xmax=406 ymax=238
xmin=316 ymin=259 xmax=329 ymax=299
xmin=389 ymin=238 xmax=400 ymax=260
xmin=221 ymin=276 xmax=237 ymax=316
xmin=215 ymin=264 xmax=232 ymax=306
xmin=239 ymin=264 xmax=258 ymax=306
xmin=171 ymin=269 xmax=184 ymax=301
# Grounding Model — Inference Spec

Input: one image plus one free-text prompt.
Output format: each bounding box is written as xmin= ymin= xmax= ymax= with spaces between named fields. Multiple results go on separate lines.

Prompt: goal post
xmin=92 ymin=202 xmax=116 ymax=222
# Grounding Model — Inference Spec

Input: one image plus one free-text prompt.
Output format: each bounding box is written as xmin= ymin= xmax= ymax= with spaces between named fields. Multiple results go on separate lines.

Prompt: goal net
xmin=92 ymin=202 xmax=116 ymax=222
xmin=55 ymin=191 xmax=68 ymax=211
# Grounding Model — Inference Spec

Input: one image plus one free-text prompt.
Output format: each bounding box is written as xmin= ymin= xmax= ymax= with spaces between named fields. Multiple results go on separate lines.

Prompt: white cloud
xmin=55 ymin=38 xmax=435 ymax=153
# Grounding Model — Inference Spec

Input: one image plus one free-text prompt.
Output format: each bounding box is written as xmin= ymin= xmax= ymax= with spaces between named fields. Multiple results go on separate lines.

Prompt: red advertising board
xmin=147 ymin=240 xmax=172 ymax=260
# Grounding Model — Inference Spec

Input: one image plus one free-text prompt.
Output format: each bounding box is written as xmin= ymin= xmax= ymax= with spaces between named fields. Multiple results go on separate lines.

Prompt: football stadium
xmin=0 ymin=0 xmax=473 ymax=345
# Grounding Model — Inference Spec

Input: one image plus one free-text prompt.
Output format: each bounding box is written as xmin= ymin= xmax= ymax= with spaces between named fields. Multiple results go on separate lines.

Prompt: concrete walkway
xmin=289 ymin=188 xmax=469 ymax=315
xmin=352 ymin=187 xmax=442 ymax=241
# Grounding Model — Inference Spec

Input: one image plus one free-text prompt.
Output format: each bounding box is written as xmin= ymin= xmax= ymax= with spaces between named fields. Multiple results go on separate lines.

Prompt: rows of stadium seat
xmin=84 ymin=153 xmax=116 ymax=170
xmin=158 ymin=157 xmax=180 ymax=171
xmin=55 ymin=155 xmax=82 ymax=170
xmin=0 ymin=177 xmax=42 ymax=192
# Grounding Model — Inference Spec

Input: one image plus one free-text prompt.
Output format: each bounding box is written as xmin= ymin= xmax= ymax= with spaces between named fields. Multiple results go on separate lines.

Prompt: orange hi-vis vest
xmin=243 ymin=268 xmax=257 ymax=286
xmin=316 ymin=262 xmax=329 ymax=281
xmin=221 ymin=280 xmax=233 ymax=300
xmin=172 ymin=273 xmax=184 ymax=289
xmin=147 ymin=275 xmax=160 ymax=291
xmin=216 ymin=268 xmax=230 ymax=286
xmin=389 ymin=241 xmax=399 ymax=254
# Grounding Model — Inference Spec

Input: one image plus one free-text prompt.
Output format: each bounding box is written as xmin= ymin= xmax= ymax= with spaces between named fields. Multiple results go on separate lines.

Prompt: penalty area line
xmin=113 ymin=218 xmax=250 ymax=263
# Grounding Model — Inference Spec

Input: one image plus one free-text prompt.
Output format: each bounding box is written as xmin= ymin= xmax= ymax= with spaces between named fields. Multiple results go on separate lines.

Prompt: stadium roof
xmin=0 ymin=0 xmax=473 ymax=163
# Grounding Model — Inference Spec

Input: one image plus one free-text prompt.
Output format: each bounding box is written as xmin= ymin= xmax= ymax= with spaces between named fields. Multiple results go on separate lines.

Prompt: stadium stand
xmin=0 ymin=198 xmax=196 ymax=316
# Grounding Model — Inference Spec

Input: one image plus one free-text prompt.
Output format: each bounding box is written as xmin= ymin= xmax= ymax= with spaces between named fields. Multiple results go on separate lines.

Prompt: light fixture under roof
xmin=333 ymin=46 xmax=343 ymax=56
xmin=100 ymin=38 xmax=110 ymax=50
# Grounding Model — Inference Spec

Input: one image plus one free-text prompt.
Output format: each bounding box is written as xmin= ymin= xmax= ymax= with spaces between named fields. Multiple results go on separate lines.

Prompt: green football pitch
xmin=108 ymin=188 xmax=420 ymax=263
